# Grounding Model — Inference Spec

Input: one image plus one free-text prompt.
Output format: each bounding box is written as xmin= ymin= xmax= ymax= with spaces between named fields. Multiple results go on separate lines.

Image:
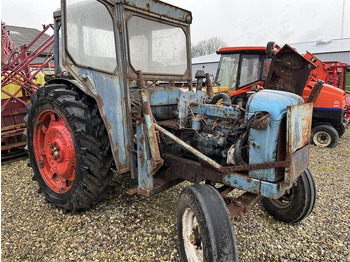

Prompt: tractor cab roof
xmin=217 ymin=46 xmax=266 ymax=55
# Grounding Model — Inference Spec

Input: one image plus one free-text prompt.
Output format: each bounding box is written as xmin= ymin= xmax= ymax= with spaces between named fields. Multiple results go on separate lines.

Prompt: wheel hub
xmin=314 ymin=131 xmax=331 ymax=147
xmin=182 ymin=208 xmax=203 ymax=261
xmin=270 ymin=188 xmax=295 ymax=209
xmin=189 ymin=225 xmax=201 ymax=248
xmin=33 ymin=109 xmax=76 ymax=194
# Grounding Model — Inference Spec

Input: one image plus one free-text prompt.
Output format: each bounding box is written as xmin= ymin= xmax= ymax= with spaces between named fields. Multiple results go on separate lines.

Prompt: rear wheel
xmin=311 ymin=125 xmax=339 ymax=148
xmin=24 ymin=84 xmax=113 ymax=211
xmin=262 ymin=168 xmax=316 ymax=223
xmin=178 ymin=184 xmax=238 ymax=262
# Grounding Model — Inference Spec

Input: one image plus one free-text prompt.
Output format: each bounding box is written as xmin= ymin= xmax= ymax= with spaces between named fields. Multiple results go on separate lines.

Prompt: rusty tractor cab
xmin=216 ymin=43 xmax=349 ymax=148
xmin=25 ymin=1 xmax=316 ymax=260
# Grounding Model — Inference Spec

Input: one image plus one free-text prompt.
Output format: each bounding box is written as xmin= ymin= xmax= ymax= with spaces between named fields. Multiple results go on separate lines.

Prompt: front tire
xmin=262 ymin=168 xmax=316 ymax=223
xmin=177 ymin=184 xmax=238 ymax=262
xmin=24 ymin=84 xmax=113 ymax=211
xmin=311 ymin=124 xmax=339 ymax=148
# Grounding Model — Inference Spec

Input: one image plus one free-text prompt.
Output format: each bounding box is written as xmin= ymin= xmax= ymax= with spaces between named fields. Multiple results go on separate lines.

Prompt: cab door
xmin=61 ymin=0 xmax=132 ymax=174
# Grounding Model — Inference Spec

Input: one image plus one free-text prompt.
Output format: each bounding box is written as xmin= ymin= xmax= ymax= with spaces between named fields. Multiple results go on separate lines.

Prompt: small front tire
xmin=262 ymin=168 xmax=316 ymax=223
xmin=178 ymin=184 xmax=238 ymax=262
xmin=311 ymin=124 xmax=339 ymax=148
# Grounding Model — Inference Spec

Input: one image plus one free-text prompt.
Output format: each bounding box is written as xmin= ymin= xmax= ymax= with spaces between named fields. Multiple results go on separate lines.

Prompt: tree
xmin=191 ymin=37 xmax=227 ymax=58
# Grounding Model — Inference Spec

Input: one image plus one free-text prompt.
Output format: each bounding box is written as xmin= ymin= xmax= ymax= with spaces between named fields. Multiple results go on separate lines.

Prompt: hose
xmin=209 ymin=93 xmax=231 ymax=107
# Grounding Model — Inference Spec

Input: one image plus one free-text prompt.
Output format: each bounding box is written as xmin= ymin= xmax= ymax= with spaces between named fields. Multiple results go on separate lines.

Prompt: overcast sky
xmin=1 ymin=0 xmax=349 ymax=47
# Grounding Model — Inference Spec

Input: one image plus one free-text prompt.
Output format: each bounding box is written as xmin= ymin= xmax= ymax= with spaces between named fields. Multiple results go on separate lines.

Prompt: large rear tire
xmin=24 ymin=84 xmax=113 ymax=211
xmin=262 ymin=168 xmax=316 ymax=223
xmin=177 ymin=184 xmax=238 ymax=262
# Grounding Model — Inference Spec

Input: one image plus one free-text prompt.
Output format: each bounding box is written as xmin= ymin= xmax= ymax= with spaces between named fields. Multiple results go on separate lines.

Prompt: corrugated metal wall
xmin=314 ymin=52 xmax=350 ymax=64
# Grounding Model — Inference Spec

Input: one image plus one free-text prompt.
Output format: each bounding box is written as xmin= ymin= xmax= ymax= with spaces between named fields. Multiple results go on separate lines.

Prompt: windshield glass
xmin=215 ymin=54 xmax=239 ymax=90
xmin=127 ymin=16 xmax=187 ymax=75
xmin=66 ymin=0 xmax=117 ymax=72
xmin=239 ymin=55 xmax=261 ymax=87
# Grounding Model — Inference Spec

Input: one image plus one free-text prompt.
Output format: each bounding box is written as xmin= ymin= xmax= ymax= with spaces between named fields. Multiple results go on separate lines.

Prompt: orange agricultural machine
xmin=1 ymin=22 xmax=54 ymax=158
xmin=215 ymin=42 xmax=349 ymax=148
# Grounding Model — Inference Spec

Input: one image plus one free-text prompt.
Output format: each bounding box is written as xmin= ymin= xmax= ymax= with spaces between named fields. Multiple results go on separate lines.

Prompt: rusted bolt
xmin=225 ymin=181 xmax=230 ymax=186
xmin=82 ymin=74 xmax=88 ymax=80
xmin=234 ymin=180 xmax=237 ymax=184
xmin=247 ymin=178 xmax=252 ymax=183
xmin=239 ymin=186 xmax=242 ymax=190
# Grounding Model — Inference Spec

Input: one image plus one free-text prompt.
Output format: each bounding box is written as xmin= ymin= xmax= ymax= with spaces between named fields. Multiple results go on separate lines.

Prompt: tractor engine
xmin=142 ymin=86 xmax=284 ymax=167
xmin=176 ymin=89 xmax=246 ymax=164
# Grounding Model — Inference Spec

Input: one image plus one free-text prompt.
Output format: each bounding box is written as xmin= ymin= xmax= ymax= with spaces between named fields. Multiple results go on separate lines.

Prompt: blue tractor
xmin=25 ymin=0 xmax=316 ymax=260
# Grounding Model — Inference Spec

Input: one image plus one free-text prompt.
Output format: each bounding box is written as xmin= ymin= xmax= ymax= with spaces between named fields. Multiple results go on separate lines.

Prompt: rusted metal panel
xmin=222 ymin=160 xmax=290 ymax=172
xmin=225 ymin=192 xmax=263 ymax=222
xmin=287 ymin=103 xmax=313 ymax=154
xmin=139 ymin=89 xmax=163 ymax=170
xmin=307 ymin=80 xmax=324 ymax=103
xmin=265 ymin=44 xmax=313 ymax=96
xmin=285 ymin=145 xmax=310 ymax=186
xmin=162 ymin=154 xmax=221 ymax=184
xmin=135 ymin=123 xmax=155 ymax=193
xmin=122 ymin=0 xmax=193 ymax=24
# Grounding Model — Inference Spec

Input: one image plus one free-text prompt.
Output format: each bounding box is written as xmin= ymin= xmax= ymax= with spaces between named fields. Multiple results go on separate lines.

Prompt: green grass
xmin=346 ymin=73 xmax=350 ymax=92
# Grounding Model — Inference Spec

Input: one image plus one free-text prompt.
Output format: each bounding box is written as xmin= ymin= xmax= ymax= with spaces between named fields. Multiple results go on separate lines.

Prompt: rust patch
xmin=221 ymin=160 xmax=290 ymax=173
xmin=226 ymin=192 xmax=263 ymax=222
xmin=250 ymin=112 xmax=271 ymax=130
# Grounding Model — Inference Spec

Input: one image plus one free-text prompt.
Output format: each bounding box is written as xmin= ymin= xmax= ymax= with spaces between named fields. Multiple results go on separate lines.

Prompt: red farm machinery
xmin=214 ymin=42 xmax=349 ymax=148
xmin=1 ymin=22 xmax=54 ymax=159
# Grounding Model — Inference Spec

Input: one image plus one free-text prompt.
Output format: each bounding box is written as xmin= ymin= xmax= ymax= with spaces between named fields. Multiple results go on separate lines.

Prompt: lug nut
xmin=38 ymin=161 xmax=44 ymax=168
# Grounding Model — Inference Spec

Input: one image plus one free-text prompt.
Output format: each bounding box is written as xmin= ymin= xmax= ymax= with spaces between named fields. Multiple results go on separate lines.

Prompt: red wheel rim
xmin=33 ymin=109 xmax=76 ymax=193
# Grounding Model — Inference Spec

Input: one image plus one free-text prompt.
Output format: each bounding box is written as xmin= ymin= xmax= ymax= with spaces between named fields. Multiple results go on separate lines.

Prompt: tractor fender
xmin=48 ymin=78 xmax=94 ymax=98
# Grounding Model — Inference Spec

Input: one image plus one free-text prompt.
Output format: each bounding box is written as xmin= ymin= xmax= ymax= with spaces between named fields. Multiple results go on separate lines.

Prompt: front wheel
xmin=25 ymin=84 xmax=113 ymax=211
xmin=262 ymin=168 xmax=316 ymax=223
xmin=311 ymin=124 xmax=339 ymax=148
xmin=177 ymin=184 xmax=238 ymax=262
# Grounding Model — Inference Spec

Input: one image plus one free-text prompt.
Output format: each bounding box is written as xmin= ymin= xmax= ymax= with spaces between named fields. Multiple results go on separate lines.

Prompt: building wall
xmin=192 ymin=62 xmax=219 ymax=82
xmin=313 ymin=52 xmax=350 ymax=65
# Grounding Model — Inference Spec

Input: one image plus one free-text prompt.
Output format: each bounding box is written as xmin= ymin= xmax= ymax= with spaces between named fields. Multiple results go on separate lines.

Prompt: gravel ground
xmin=2 ymin=130 xmax=350 ymax=261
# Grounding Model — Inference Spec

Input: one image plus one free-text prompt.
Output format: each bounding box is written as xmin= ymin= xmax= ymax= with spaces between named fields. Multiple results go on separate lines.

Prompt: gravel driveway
xmin=2 ymin=131 xmax=350 ymax=261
